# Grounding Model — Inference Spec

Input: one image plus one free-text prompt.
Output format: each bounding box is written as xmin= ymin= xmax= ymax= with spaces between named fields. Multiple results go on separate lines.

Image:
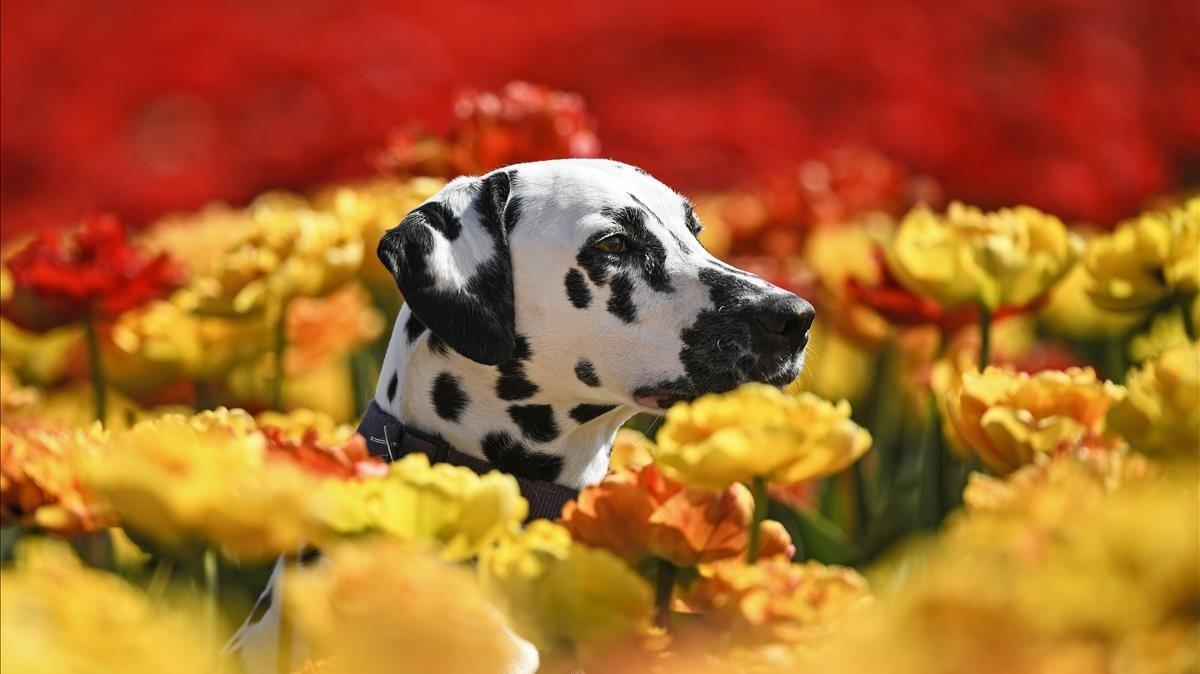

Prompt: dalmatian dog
xmin=227 ymin=158 xmax=814 ymax=673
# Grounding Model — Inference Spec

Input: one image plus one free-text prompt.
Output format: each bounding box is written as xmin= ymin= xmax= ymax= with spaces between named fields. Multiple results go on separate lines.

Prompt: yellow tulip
xmin=283 ymin=540 xmax=530 ymax=674
xmin=176 ymin=192 xmax=364 ymax=317
xmin=938 ymin=366 xmax=1125 ymax=474
xmin=321 ymin=453 xmax=527 ymax=561
xmin=82 ymin=409 xmax=327 ymax=559
xmin=653 ymin=384 xmax=871 ymax=489
xmin=1084 ymin=197 xmax=1199 ymax=314
xmin=479 ymin=520 xmax=653 ymax=658
xmin=887 ymin=202 xmax=1080 ymax=310
xmin=1107 ymin=341 xmax=1200 ymax=461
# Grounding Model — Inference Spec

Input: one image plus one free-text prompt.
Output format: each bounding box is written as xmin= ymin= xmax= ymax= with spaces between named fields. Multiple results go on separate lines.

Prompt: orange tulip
xmin=560 ymin=463 xmax=793 ymax=569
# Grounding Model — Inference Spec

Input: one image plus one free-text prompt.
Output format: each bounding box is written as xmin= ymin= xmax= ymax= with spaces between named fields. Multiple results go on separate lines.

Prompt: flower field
xmin=1 ymin=80 xmax=1198 ymax=674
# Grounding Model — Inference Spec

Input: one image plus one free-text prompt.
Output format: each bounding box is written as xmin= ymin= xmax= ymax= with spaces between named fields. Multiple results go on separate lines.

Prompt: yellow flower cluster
xmin=888 ymin=202 xmax=1080 ymax=310
xmin=82 ymin=409 xmax=327 ymax=559
xmin=654 ymin=384 xmax=872 ymax=489
xmin=1 ymin=540 xmax=218 ymax=674
xmin=937 ymin=365 xmax=1126 ymax=474
xmin=1085 ymin=198 xmax=1199 ymax=314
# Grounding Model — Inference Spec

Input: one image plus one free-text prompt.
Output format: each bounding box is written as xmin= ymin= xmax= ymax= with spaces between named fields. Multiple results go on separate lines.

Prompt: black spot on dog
xmin=508 ymin=404 xmax=560 ymax=443
xmin=481 ymin=432 xmax=563 ymax=482
xmin=386 ymin=371 xmax=399 ymax=402
xmin=564 ymin=268 xmax=592 ymax=309
xmin=575 ymin=359 xmax=601 ymax=387
xmin=607 ymin=273 xmax=637 ymax=323
xmin=404 ymin=313 xmax=427 ymax=342
xmin=432 ymin=372 xmax=469 ymax=422
xmin=428 ymin=334 xmax=449 ymax=356
xmin=569 ymin=403 xmax=616 ymax=424
xmin=496 ymin=334 xmax=539 ymax=400
xmin=247 ymin=589 xmax=272 ymax=625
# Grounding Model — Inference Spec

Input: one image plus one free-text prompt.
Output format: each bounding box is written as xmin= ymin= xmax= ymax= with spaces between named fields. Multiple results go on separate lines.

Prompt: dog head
xmin=378 ymin=158 xmax=814 ymax=415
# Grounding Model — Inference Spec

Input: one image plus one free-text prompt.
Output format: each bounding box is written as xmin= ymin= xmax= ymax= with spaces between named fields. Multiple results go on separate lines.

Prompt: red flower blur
xmin=1 ymin=214 xmax=186 ymax=332
xmin=374 ymin=81 xmax=600 ymax=179
xmin=261 ymin=426 xmax=388 ymax=480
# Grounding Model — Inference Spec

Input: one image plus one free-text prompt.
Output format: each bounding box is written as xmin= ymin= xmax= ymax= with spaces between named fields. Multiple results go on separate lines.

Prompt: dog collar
xmin=356 ymin=401 xmax=579 ymax=521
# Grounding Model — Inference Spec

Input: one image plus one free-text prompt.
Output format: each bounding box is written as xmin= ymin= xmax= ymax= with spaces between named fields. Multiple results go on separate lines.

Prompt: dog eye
xmin=594 ymin=234 xmax=629 ymax=254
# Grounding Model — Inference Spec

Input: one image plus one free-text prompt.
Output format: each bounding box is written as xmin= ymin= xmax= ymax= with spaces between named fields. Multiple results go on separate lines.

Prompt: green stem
xmin=746 ymin=476 xmax=769 ymax=563
xmin=83 ymin=316 xmax=108 ymax=425
xmin=270 ymin=300 xmax=289 ymax=411
xmin=204 ymin=549 xmax=219 ymax=664
xmin=1180 ymin=294 xmax=1198 ymax=341
xmin=195 ymin=379 xmax=217 ymax=411
xmin=276 ymin=561 xmax=293 ymax=674
xmin=147 ymin=558 xmax=174 ymax=600
xmin=977 ymin=304 xmax=992 ymax=371
xmin=653 ymin=559 xmax=678 ymax=630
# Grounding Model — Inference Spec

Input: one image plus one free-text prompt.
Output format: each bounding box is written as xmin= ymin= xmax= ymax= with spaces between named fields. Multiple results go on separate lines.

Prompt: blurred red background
xmin=2 ymin=0 xmax=1198 ymax=239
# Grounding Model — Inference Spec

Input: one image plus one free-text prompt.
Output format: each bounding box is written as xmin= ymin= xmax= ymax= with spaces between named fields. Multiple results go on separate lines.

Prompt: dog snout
xmin=750 ymin=295 xmax=815 ymax=354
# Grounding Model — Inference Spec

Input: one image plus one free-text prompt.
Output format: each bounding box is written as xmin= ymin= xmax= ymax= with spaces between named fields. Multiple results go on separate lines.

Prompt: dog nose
xmin=752 ymin=296 xmax=815 ymax=351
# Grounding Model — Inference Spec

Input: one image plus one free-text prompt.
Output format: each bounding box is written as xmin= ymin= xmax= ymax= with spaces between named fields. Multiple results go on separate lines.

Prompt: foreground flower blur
xmin=283 ymin=540 xmax=534 ymax=674
xmin=654 ymin=384 xmax=872 ymax=489
xmin=0 ymin=540 xmax=218 ymax=674
xmin=479 ymin=521 xmax=653 ymax=662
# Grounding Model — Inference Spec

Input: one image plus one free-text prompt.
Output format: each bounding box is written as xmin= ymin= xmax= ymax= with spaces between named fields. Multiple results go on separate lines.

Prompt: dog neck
xmin=372 ymin=307 xmax=632 ymax=489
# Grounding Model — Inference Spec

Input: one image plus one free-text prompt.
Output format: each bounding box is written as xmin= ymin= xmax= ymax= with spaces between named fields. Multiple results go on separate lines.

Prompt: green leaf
xmin=769 ymin=501 xmax=859 ymax=566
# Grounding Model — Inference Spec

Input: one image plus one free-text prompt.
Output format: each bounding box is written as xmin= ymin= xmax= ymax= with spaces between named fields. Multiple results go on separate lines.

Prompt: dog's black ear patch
xmin=404 ymin=313 xmax=427 ymax=343
xmin=377 ymin=170 xmax=518 ymax=365
xmin=569 ymin=403 xmax=616 ymax=424
xmin=574 ymin=359 xmax=601 ymax=387
xmin=508 ymin=404 xmax=561 ymax=443
xmin=481 ymin=431 xmax=563 ymax=482
xmin=432 ymin=372 xmax=470 ymax=422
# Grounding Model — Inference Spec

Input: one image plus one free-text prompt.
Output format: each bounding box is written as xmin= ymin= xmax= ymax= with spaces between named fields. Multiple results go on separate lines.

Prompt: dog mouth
xmin=632 ymin=389 xmax=699 ymax=410
xmin=633 ymin=353 xmax=805 ymax=411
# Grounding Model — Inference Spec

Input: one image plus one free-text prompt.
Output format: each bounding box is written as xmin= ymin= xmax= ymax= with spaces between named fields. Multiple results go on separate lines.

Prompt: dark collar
xmin=356 ymin=401 xmax=579 ymax=521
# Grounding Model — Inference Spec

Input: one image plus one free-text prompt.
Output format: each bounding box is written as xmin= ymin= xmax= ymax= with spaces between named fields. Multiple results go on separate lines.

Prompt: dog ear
xmin=377 ymin=171 xmax=517 ymax=365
